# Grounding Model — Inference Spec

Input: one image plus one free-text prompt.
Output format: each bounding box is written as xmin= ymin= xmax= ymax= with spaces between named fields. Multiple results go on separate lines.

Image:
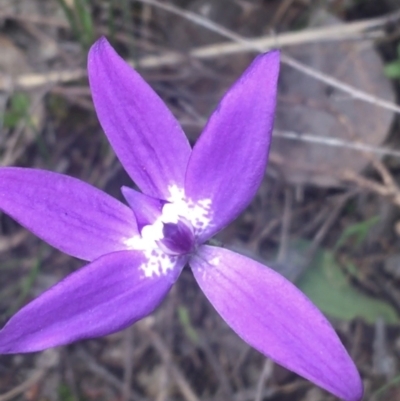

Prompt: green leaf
xmin=56 ymin=0 xmax=93 ymax=51
xmin=3 ymin=93 xmax=30 ymax=128
xmin=58 ymin=384 xmax=75 ymax=401
xmin=384 ymin=61 xmax=400 ymax=79
xmin=297 ymin=245 xmax=398 ymax=324
xmin=178 ymin=305 xmax=199 ymax=345
xmin=334 ymin=215 xmax=379 ymax=251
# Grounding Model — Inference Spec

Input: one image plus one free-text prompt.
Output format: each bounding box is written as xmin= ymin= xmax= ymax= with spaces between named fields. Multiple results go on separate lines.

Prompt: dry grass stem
xmin=76 ymin=347 xmax=146 ymax=401
xmin=136 ymin=0 xmax=400 ymax=115
xmin=0 ymin=370 xmax=45 ymax=401
xmin=343 ymin=157 xmax=400 ymax=208
xmin=122 ymin=327 xmax=135 ymax=401
xmin=139 ymin=323 xmax=200 ymax=401
xmin=276 ymin=187 xmax=293 ymax=263
xmin=273 ymin=130 xmax=400 ymax=159
xmin=254 ymin=359 xmax=274 ymax=401
xmin=1 ymin=2 xmax=398 ymax=119
xmin=0 ymin=350 xmax=59 ymax=401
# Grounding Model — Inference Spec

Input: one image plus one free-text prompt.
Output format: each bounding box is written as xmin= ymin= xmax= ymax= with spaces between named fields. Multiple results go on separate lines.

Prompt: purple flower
xmin=0 ymin=37 xmax=362 ymax=401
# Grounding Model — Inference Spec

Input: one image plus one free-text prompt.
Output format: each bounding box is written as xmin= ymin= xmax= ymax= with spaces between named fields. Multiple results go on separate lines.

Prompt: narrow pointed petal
xmin=0 ymin=250 xmax=185 ymax=353
xmin=185 ymin=52 xmax=279 ymax=241
xmin=122 ymin=186 xmax=164 ymax=229
xmin=0 ymin=168 xmax=137 ymax=261
xmin=190 ymin=246 xmax=363 ymax=401
xmin=88 ymin=37 xmax=191 ymax=199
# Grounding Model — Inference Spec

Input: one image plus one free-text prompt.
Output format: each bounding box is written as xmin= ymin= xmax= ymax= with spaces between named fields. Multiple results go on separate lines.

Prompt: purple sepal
xmin=185 ymin=51 xmax=279 ymax=242
xmin=190 ymin=245 xmax=363 ymax=401
xmin=0 ymin=168 xmax=137 ymax=261
xmin=88 ymin=37 xmax=191 ymax=199
xmin=0 ymin=250 xmax=185 ymax=353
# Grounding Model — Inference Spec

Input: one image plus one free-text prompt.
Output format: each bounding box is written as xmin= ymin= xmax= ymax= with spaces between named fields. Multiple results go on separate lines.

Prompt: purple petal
xmin=0 ymin=168 xmax=137 ymax=261
xmin=185 ymin=52 xmax=279 ymax=242
xmin=88 ymin=37 xmax=191 ymax=199
xmin=122 ymin=186 xmax=164 ymax=230
xmin=0 ymin=250 xmax=185 ymax=353
xmin=190 ymin=246 xmax=363 ymax=401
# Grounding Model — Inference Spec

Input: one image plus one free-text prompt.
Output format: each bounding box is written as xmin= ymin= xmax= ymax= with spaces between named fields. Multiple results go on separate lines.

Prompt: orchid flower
xmin=0 ymin=37 xmax=362 ymax=400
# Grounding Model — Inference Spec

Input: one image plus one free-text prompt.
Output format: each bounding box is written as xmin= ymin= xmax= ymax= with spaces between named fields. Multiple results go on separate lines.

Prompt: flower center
xmin=158 ymin=219 xmax=195 ymax=255
xmin=124 ymin=186 xmax=212 ymax=260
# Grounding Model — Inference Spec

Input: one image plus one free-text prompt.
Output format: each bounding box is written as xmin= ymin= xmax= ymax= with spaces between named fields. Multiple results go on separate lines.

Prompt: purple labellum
xmin=159 ymin=219 xmax=195 ymax=255
xmin=122 ymin=186 xmax=165 ymax=230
